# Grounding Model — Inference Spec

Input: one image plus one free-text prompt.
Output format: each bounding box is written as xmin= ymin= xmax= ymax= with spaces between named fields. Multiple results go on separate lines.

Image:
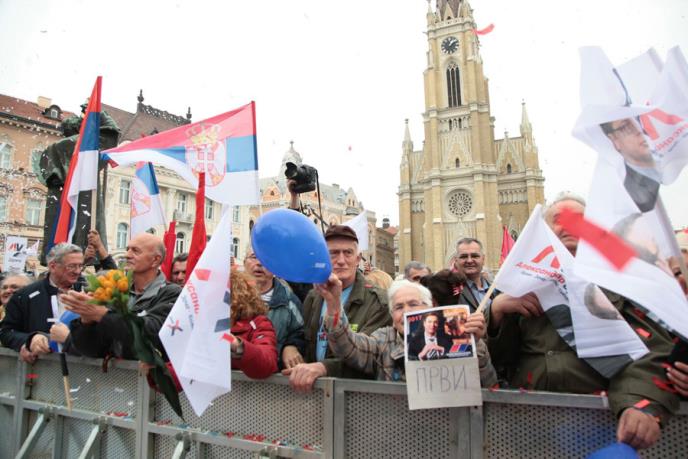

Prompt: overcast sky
xmin=1 ymin=0 xmax=687 ymax=228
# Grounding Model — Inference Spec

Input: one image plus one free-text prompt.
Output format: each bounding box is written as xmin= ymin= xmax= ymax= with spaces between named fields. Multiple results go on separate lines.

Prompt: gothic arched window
xmin=507 ymin=164 xmax=512 ymax=174
xmin=446 ymin=63 xmax=461 ymax=108
xmin=455 ymin=158 xmax=460 ymax=168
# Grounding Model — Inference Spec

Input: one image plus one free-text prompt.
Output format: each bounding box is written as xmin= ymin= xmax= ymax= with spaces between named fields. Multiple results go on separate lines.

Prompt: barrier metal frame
xmin=1 ymin=348 xmax=686 ymax=458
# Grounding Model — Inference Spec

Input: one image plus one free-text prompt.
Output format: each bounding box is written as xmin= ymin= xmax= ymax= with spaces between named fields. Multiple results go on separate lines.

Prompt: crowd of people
xmin=0 ymin=184 xmax=687 ymax=451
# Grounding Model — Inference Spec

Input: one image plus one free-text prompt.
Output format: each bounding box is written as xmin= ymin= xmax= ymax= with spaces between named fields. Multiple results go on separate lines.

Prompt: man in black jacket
xmin=63 ymin=233 xmax=181 ymax=359
xmin=0 ymin=243 xmax=85 ymax=362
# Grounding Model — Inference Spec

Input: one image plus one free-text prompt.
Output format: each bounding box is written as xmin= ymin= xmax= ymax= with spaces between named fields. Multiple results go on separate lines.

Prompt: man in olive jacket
xmin=284 ymin=225 xmax=391 ymax=392
xmin=487 ymin=194 xmax=679 ymax=450
xmin=61 ymin=233 xmax=181 ymax=360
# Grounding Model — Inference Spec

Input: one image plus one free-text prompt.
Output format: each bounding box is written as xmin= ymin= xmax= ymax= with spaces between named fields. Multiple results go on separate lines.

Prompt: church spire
xmin=426 ymin=0 xmax=435 ymax=26
xmin=402 ymin=119 xmax=413 ymax=152
xmin=436 ymin=0 xmax=460 ymax=20
xmin=520 ymin=100 xmax=532 ymax=136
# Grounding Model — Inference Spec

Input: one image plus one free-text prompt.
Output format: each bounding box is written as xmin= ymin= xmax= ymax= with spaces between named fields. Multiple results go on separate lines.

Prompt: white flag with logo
xmin=573 ymin=46 xmax=688 ymax=186
xmin=494 ymin=205 xmax=647 ymax=366
xmin=3 ymin=236 xmax=28 ymax=274
xmin=160 ymin=210 xmax=233 ymax=416
xmin=571 ymin=46 xmax=688 ymax=341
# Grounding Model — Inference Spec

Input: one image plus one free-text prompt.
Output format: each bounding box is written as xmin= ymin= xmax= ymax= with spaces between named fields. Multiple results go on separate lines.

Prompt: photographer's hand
xmin=287 ymin=179 xmax=300 ymax=209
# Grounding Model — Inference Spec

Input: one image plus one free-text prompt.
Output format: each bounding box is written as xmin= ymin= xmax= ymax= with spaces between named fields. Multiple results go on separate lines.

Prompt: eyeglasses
xmin=61 ymin=263 xmax=84 ymax=271
xmin=457 ymin=253 xmax=482 ymax=260
xmin=608 ymin=120 xmax=641 ymax=137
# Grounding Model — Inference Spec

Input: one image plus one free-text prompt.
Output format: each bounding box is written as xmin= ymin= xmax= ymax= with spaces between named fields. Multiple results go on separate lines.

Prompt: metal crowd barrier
xmin=0 ymin=348 xmax=686 ymax=458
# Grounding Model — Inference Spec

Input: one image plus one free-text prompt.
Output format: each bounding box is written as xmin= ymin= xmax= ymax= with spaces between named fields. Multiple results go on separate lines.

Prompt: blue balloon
xmin=251 ymin=209 xmax=332 ymax=283
xmin=587 ymin=443 xmax=638 ymax=459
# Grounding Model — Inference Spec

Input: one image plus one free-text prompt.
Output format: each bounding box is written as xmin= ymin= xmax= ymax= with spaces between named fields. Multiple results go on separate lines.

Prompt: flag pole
xmin=60 ymin=353 xmax=73 ymax=411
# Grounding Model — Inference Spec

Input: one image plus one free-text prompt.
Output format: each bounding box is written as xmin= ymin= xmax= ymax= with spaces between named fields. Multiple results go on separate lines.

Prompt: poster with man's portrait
xmin=404 ymin=305 xmax=475 ymax=362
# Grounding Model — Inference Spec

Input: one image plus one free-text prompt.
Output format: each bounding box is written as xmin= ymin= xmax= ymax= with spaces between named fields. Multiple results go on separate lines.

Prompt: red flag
xmin=499 ymin=226 xmax=515 ymax=265
xmin=474 ymin=23 xmax=495 ymax=35
xmin=186 ymin=172 xmax=207 ymax=277
xmin=558 ymin=208 xmax=636 ymax=270
xmin=161 ymin=220 xmax=177 ymax=280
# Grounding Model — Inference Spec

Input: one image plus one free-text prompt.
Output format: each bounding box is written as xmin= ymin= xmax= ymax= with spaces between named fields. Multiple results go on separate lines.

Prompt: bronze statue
xmin=38 ymin=111 xmax=120 ymax=264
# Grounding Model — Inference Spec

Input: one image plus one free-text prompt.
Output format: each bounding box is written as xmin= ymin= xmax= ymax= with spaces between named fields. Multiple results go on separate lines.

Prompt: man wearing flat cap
xmin=284 ymin=225 xmax=391 ymax=392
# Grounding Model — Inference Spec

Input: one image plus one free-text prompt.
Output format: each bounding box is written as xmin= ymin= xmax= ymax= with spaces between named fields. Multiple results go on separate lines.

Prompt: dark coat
xmin=69 ymin=272 xmax=181 ymax=359
xmin=0 ymin=276 xmax=82 ymax=353
xmin=486 ymin=290 xmax=679 ymax=425
xmin=407 ymin=333 xmax=453 ymax=361
xmin=266 ymin=278 xmax=305 ymax=368
xmin=624 ymin=164 xmax=659 ymax=213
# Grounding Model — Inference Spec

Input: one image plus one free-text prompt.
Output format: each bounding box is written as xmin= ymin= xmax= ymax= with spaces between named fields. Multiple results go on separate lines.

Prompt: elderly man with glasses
xmin=0 ymin=243 xmax=85 ymax=363
xmin=284 ymin=225 xmax=391 ymax=392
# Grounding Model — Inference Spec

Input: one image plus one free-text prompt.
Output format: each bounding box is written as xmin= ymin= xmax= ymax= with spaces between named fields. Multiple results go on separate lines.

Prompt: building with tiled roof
xmin=0 ymin=94 xmax=76 ymax=271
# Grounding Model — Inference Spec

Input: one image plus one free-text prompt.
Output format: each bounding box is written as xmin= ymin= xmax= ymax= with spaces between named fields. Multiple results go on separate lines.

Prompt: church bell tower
xmin=398 ymin=0 xmax=545 ymax=272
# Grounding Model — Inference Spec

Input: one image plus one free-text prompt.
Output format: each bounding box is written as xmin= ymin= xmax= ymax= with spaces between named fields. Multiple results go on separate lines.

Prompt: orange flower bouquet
xmin=85 ymin=269 xmax=184 ymax=419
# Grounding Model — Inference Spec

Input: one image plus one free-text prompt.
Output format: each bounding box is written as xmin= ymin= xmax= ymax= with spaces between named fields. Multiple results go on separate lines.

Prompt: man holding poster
xmin=487 ymin=196 xmax=679 ymax=450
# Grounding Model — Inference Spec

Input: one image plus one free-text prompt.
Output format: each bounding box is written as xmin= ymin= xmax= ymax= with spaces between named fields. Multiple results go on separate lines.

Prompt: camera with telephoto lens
xmin=285 ymin=162 xmax=318 ymax=194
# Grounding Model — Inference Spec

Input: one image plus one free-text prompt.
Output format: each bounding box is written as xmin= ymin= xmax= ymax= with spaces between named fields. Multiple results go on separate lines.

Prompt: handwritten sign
xmin=406 ymin=358 xmax=482 ymax=410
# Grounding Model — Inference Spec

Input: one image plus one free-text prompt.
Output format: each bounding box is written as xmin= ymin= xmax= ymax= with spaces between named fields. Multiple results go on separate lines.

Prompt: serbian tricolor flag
xmin=103 ymin=102 xmax=259 ymax=205
xmin=499 ymin=225 xmax=515 ymax=265
xmin=53 ymin=76 xmax=101 ymax=245
xmin=130 ymin=162 xmax=166 ymax=237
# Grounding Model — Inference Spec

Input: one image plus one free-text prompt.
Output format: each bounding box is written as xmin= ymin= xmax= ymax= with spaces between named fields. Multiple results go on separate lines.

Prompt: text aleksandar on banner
xmin=494 ymin=205 xmax=647 ymax=377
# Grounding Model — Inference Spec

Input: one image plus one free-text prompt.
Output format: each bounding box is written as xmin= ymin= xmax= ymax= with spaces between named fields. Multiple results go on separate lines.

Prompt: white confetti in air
xmin=83 ymin=211 xmax=91 ymax=216
xmin=127 ymin=401 xmax=134 ymax=407
xmin=70 ymin=386 xmax=80 ymax=393
xmin=114 ymin=387 xmax=124 ymax=393
xmin=85 ymin=378 xmax=92 ymax=383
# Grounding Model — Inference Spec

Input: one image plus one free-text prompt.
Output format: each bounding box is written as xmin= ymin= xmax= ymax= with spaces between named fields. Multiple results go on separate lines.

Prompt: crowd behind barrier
xmin=1 ymin=348 xmax=686 ymax=459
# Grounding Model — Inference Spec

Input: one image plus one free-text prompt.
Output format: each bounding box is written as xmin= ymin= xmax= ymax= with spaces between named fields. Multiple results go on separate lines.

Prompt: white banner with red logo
xmin=3 ymin=236 xmax=28 ymax=274
xmin=160 ymin=210 xmax=233 ymax=416
xmin=571 ymin=46 xmax=688 ymax=341
xmin=494 ymin=205 xmax=648 ymax=361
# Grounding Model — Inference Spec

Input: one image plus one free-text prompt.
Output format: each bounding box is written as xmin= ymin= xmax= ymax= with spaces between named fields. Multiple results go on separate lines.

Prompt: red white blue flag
xmin=130 ymin=161 xmax=166 ymax=237
xmin=53 ymin=76 xmax=101 ymax=245
xmin=103 ymin=102 xmax=259 ymax=205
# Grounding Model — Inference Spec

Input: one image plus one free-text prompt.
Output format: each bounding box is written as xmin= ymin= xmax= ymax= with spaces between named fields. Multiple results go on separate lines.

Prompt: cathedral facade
xmin=398 ymin=0 xmax=545 ymax=272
